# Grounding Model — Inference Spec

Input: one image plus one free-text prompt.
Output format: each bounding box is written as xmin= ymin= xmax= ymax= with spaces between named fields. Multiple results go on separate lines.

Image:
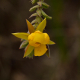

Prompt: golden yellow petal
xmin=12 ymin=33 xmax=29 ymax=40
xmin=28 ymin=33 xmax=35 ymax=41
xmin=34 ymin=44 xmax=47 ymax=56
xmin=28 ymin=33 xmax=41 ymax=47
xmin=28 ymin=31 xmax=45 ymax=44
xmin=26 ymin=19 xmax=35 ymax=33
xmin=43 ymin=33 xmax=50 ymax=44
xmin=33 ymin=32 xmax=45 ymax=43
xmin=29 ymin=40 xmax=40 ymax=47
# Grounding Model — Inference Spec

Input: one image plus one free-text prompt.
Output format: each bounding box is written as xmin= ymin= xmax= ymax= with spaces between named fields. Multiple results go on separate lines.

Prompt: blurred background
xmin=0 ymin=0 xmax=80 ymax=80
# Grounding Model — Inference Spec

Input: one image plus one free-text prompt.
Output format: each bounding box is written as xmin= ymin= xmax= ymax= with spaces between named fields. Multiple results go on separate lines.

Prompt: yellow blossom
xmin=28 ymin=30 xmax=50 ymax=56
xmin=12 ymin=18 xmax=55 ymax=58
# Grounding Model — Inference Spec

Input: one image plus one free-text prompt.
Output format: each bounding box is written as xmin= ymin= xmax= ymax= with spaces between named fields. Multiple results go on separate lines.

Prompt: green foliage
xmin=41 ymin=10 xmax=52 ymax=19
xmin=29 ymin=13 xmax=38 ymax=18
xmin=29 ymin=5 xmax=39 ymax=12
xmin=42 ymin=2 xmax=49 ymax=9
xmin=30 ymin=0 xmax=52 ymax=28
xmin=31 ymin=0 xmax=38 ymax=4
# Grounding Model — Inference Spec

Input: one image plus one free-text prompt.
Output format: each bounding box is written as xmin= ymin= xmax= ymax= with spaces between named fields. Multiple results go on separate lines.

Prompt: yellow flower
xmin=12 ymin=18 xmax=55 ymax=58
xmin=28 ymin=30 xmax=50 ymax=56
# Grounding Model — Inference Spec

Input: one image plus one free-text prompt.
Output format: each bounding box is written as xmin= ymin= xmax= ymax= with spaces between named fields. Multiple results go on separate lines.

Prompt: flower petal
xmin=23 ymin=44 xmax=34 ymax=58
xmin=34 ymin=44 xmax=47 ymax=56
xmin=29 ymin=40 xmax=40 ymax=47
xmin=36 ymin=18 xmax=46 ymax=32
xmin=12 ymin=33 xmax=29 ymax=40
xmin=48 ymin=40 xmax=55 ymax=45
xmin=43 ymin=33 xmax=50 ymax=44
xmin=28 ymin=31 xmax=45 ymax=44
xmin=26 ymin=19 xmax=35 ymax=33
xmin=33 ymin=32 xmax=45 ymax=44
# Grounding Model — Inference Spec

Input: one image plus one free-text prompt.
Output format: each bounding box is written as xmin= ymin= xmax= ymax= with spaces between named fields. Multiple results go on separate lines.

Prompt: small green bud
xmin=37 ymin=1 xmax=42 ymax=6
xmin=36 ymin=9 xmax=42 ymax=16
xmin=41 ymin=10 xmax=52 ymax=19
xmin=29 ymin=13 xmax=38 ymax=18
xmin=33 ymin=23 xmax=39 ymax=28
xmin=42 ymin=2 xmax=49 ymax=9
xmin=31 ymin=19 xmax=37 ymax=24
xmin=31 ymin=0 xmax=38 ymax=4
xmin=29 ymin=5 xmax=39 ymax=12
xmin=36 ymin=17 xmax=42 ymax=24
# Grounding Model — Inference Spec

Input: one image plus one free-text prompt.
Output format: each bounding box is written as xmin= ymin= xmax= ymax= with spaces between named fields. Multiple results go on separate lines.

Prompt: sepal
xmin=26 ymin=19 xmax=35 ymax=33
xmin=19 ymin=40 xmax=28 ymax=49
xmin=46 ymin=45 xmax=50 ymax=57
xmin=36 ymin=18 xmax=46 ymax=32
xmin=12 ymin=33 xmax=29 ymax=40
xmin=48 ymin=40 xmax=55 ymax=45
xmin=26 ymin=50 xmax=34 ymax=58
xmin=23 ymin=45 xmax=34 ymax=58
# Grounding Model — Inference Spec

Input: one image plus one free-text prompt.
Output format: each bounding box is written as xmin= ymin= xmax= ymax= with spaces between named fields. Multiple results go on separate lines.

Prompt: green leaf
xmin=37 ymin=1 xmax=42 ymax=6
xmin=29 ymin=13 xmax=38 ymax=18
xmin=36 ymin=17 xmax=42 ymax=24
xmin=48 ymin=40 xmax=55 ymax=45
xmin=33 ymin=23 xmax=39 ymax=28
xmin=29 ymin=5 xmax=39 ymax=12
xmin=46 ymin=45 xmax=50 ymax=57
xmin=36 ymin=9 xmax=42 ymax=16
xmin=42 ymin=2 xmax=49 ymax=9
xmin=31 ymin=19 xmax=37 ymax=24
xmin=19 ymin=40 xmax=29 ymax=49
xmin=26 ymin=19 xmax=35 ymax=33
xmin=36 ymin=18 xmax=46 ymax=32
xmin=41 ymin=10 xmax=52 ymax=19
xmin=31 ymin=17 xmax=42 ymax=24
xmin=12 ymin=33 xmax=29 ymax=40
xmin=23 ymin=45 xmax=34 ymax=58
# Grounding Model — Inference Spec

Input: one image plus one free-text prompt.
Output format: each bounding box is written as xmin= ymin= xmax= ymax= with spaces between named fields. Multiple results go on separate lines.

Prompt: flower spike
xmin=12 ymin=0 xmax=55 ymax=58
